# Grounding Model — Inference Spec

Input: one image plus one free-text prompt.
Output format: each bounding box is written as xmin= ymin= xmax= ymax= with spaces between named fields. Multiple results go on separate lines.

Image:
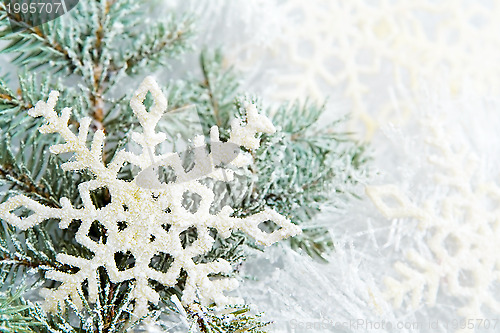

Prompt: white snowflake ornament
xmin=0 ymin=76 xmax=301 ymax=319
xmin=367 ymin=119 xmax=500 ymax=333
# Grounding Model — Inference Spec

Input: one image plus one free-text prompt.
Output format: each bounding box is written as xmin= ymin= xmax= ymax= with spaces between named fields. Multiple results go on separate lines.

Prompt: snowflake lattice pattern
xmin=0 ymin=77 xmax=301 ymax=318
xmin=244 ymin=0 xmax=500 ymax=139
xmin=367 ymin=120 xmax=500 ymax=333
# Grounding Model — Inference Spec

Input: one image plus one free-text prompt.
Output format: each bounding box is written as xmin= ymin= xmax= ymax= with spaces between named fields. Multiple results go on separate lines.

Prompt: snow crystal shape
xmin=243 ymin=0 xmax=500 ymax=139
xmin=366 ymin=120 xmax=500 ymax=332
xmin=0 ymin=76 xmax=301 ymax=318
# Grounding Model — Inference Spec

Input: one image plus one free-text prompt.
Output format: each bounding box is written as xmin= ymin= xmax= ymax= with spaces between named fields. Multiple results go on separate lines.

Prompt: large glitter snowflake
xmin=366 ymin=119 xmax=500 ymax=332
xmin=0 ymin=76 xmax=301 ymax=318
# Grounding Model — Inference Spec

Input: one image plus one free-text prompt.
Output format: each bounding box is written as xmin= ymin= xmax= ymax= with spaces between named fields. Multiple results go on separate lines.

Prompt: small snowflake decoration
xmin=367 ymin=119 xmax=500 ymax=332
xmin=0 ymin=77 xmax=301 ymax=318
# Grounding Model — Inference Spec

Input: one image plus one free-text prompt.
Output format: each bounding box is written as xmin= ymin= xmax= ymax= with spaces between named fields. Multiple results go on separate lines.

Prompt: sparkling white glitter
xmin=0 ymin=76 xmax=301 ymax=319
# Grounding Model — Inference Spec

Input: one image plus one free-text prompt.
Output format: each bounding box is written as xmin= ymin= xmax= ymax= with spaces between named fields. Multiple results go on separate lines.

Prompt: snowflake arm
xmin=0 ymin=76 xmax=301 ymax=319
xmin=27 ymin=92 xmax=106 ymax=175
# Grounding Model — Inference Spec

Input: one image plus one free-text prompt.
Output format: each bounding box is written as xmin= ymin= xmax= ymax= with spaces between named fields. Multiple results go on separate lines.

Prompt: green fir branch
xmin=29 ymin=277 xmax=149 ymax=333
xmin=0 ymin=134 xmax=85 ymax=207
xmin=119 ymin=16 xmax=195 ymax=75
xmin=0 ymin=221 xmax=60 ymax=289
xmin=248 ymin=101 xmax=370 ymax=261
xmin=0 ymin=2 xmax=82 ymax=75
xmin=188 ymin=304 xmax=270 ymax=333
xmin=0 ymin=286 xmax=40 ymax=333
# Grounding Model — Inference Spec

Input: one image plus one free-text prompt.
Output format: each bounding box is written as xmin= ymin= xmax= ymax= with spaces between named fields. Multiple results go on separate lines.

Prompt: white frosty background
xmin=169 ymin=1 xmax=500 ymax=333
xmin=233 ymin=91 xmax=500 ymax=333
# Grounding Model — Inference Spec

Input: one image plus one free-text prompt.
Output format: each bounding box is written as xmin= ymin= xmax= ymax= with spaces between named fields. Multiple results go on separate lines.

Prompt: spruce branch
xmin=0 ymin=286 xmax=40 ymax=333
xmin=0 ymin=161 xmax=57 ymax=208
xmin=29 ymin=277 xmax=148 ymax=333
xmin=0 ymin=3 xmax=81 ymax=75
xmin=0 ymin=134 xmax=85 ymax=208
xmin=0 ymin=221 xmax=61 ymax=291
xmin=247 ymin=101 xmax=370 ymax=260
xmin=199 ymin=49 xmax=241 ymax=130
xmin=187 ymin=304 xmax=270 ymax=333
xmin=200 ymin=52 xmax=223 ymax=127
xmin=119 ymin=16 xmax=195 ymax=75
xmin=0 ymin=136 xmax=57 ymax=207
